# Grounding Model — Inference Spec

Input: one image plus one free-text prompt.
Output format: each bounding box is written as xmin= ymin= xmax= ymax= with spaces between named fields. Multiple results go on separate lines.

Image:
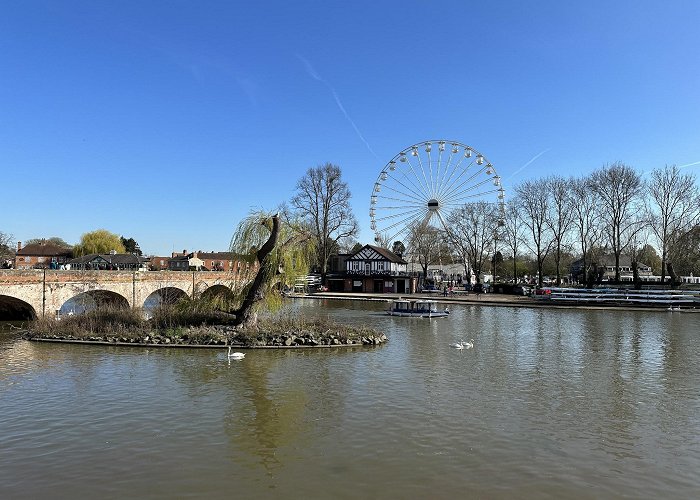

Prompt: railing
xmin=535 ymin=287 xmax=700 ymax=307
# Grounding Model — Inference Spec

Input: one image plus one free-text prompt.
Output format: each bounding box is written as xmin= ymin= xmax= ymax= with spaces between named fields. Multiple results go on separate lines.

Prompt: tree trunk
xmin=667 ymin=262 xmax=679 ymax=289
xmin=586 ymin=263 xmax=596 ymax=289
xmin=632 ymin=261 xmax=641 ymax=290
xmin=555 ymin=248 xmax=561 ymax=286
xmin=232 ymin=215 xmax=280 ymax=327
xmin=660 ymin=250 xmax=667 ymax=285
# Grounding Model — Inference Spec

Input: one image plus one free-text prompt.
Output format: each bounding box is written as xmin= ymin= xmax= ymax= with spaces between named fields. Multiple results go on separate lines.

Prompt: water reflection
xmin=1 ymin=302 xmax=700 ymax=498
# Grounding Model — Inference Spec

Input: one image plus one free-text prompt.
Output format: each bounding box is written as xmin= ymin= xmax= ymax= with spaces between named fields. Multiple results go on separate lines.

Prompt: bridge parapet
xmin=0 ymin=270 xmax=247 ymax=318
xmin=0 ymin=270 xmax=239 ymax=285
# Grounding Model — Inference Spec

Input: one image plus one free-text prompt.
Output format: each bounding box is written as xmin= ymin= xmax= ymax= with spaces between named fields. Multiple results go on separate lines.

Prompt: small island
xmin=25 ymin=307 xmax=387 ymax=348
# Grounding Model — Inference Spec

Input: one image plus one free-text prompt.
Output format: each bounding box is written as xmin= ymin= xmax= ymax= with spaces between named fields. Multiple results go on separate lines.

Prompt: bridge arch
xmin=0 ymin=295 xmax=37 ymax=321
xmin=200 ymin=284 xmax=237 ymax=308
xmin=143 ymin=287 xmax=189 ymax=309
xmin=60 ymin=290 xmax=130 ymax=315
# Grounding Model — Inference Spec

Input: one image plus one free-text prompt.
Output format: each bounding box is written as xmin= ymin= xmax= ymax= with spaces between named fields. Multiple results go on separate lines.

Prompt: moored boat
xmin=386 ymin=299 xmax=449 ymax=318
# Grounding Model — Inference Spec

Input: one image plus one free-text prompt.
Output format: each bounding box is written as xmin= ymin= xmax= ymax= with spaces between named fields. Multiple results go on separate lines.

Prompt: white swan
xmin=462 ymin=339 xmax=474 ymax=349
xmin=227 ymin=346 xmax=245 ymax=359
xmin=449 ymin=342 xmax=464 ymax=349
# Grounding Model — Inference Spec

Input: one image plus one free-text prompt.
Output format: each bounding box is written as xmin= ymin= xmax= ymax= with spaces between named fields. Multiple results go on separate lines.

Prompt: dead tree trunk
xmin=232 ymin=214 xmax=280 ymax=327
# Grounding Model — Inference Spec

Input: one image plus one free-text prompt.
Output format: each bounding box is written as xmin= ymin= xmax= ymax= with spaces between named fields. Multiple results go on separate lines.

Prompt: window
xmin=365 ymin=262 xmax=371 ymax=274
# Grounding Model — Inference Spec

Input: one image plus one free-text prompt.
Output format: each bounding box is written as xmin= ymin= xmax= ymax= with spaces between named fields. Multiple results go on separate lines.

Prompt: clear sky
xmin=2 ymin=1 xmax=699 ymax=255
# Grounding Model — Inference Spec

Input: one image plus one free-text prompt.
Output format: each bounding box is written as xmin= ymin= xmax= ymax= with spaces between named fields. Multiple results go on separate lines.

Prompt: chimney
xmin=17 ymin=241 xmax=22 ymax=252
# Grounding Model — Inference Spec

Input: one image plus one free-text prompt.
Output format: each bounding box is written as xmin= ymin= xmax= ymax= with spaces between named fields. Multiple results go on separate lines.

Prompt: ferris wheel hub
xmin=427 ymin=199 xmax=440 ymax=211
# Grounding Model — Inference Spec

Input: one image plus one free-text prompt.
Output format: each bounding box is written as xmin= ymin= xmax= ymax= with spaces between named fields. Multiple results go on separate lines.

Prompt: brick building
xmin=14 ymin=241 xmax=73 ymax=270
xmin=167 ymin=250 xmax=250 ymax=273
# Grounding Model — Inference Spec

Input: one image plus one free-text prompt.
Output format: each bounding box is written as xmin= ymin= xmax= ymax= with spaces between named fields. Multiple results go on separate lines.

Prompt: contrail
xmin=506 ymin=148 xmax=550 ymax=181
xmin=296 ymin=53 xmax=379 ymax=159
xmin=678 ymin=160 xmax=700 ymax=169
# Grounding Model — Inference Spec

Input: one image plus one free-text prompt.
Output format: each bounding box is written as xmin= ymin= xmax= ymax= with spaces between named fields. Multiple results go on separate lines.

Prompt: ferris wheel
xmin=369 ymin=140 xmax=505 ymax=245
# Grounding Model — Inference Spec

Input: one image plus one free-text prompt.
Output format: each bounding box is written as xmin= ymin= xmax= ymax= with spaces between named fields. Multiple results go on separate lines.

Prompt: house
xmin=149 ymin=256 xmax=171 ymax=271
xmin=194 ymin=251 xmax=248 ymax=273
xmin=167 ymin=250 xmax=249 ymax=272
xmin=14 ymin=241 xmax=73 ymax=269
xmin=570 ymin=254 xmax=652 ymax=282
xmin=65 ymin=253 xmax=149 ymax=271
xmin=326 ymin=244 xmax=416 ymax=293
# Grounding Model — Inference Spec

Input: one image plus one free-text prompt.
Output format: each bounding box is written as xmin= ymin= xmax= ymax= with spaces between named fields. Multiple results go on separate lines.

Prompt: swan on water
xmin=227 ymin=346 xmax=245 ymax=359
xmin=450 ymin=340 xmax=474 ymax=350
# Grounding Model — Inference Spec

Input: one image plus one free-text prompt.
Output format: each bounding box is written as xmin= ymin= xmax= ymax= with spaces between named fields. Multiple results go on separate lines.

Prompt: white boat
xmin=386 ymin=299 xmax=449 ymax=318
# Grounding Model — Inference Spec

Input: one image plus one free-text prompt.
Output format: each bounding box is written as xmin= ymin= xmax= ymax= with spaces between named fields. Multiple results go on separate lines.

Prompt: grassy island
xmin=25 ymin=306 xmax=387 ymax=348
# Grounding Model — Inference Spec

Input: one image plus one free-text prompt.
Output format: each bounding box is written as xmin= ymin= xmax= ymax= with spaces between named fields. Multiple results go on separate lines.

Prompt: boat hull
xmin=386 ymin=311 xmax=449 ymax=318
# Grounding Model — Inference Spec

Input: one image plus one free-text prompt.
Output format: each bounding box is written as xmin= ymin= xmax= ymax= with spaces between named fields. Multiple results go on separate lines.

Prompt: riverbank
xmin=296 ymin=291 xmax=700 ymax=312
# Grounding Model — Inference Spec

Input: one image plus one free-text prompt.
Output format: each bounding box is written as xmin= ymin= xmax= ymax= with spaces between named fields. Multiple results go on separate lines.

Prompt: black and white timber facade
xmin=326 ymin=244 xmax=416 ymax=293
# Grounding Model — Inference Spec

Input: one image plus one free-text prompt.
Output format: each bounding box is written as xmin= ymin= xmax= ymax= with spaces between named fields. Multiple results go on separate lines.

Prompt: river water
xmin=1 ymin=299 xmax=699 ymax=499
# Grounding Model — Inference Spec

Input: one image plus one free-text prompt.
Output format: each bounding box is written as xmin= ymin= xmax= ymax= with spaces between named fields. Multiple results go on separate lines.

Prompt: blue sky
xmin=2 ymin=1 xmax=699 ymax=255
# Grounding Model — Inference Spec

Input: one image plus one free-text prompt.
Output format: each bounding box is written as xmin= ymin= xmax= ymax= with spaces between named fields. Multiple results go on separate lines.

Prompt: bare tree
xmin=646 ymin=165 xmax=700 ymax=284
xmin=501 ymin=200 xmax=524 ymax=282
xmin=515 ymin=180 xmax=554 ymax=287
xmin=408 ymin=224 xmax=446 ymax=281
xmin=24 ymin=237 xmax=72 ymax=248
xmin=445 ymin=201 xmax=500 ymax=284
xmin=1 ymin=231 xmax=15 ymax=267
xmin=667 ymin=224 xmax=700 ymax=276
xmin=291 ymin=163 xmax=359 ymax=282
xmin=544 ymin=176 xmax=575 ymax=285
xmin=570 ymin=175 xmax=603 ymax=284
xmin=591 ymin=162 xmax=644 ymax=282
xmin=391 ymin=240 xmax=406 ymax=257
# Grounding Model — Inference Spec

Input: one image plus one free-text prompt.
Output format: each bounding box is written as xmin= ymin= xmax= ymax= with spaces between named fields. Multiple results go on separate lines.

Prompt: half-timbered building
xmin=326 ymin=244 xmax=415 ymax=293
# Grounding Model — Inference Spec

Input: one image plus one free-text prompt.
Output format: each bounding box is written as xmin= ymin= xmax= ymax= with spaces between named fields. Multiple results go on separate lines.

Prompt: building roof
xmin=368 ymin=245 xmax=407 ymax=264
xmin=348 ymin=244 xmax=407 ymax=264
xmin=17 ymin=242 xmax=72 ymax=257
xmin=570 ymin=254 xmax=651 ymax=269
xmin=193 ymin=251 xmax=241 ymax=260
xmin=66 ymin=253 xmax=147 ymax=265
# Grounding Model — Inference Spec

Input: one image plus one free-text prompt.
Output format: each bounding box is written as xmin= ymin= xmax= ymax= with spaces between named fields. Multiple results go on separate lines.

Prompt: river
xmin=1 ymin=299 xmax=699 ymax=499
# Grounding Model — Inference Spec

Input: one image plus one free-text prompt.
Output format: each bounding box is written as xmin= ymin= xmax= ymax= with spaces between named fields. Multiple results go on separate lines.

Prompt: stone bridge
xmin=0 ymin=270 xmax=244 ymax=319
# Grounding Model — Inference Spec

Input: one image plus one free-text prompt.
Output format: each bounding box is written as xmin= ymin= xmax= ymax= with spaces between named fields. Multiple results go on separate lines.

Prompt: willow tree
xmin=74 ymin=229 xmax=126 ymax=256
xmin=228 ymin=210 xmax=315 ymax=327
